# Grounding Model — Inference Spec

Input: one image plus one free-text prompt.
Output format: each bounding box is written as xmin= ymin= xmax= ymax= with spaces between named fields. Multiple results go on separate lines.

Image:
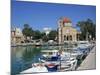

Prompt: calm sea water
xmin=11 ymin=46 xmax=43 ymax=75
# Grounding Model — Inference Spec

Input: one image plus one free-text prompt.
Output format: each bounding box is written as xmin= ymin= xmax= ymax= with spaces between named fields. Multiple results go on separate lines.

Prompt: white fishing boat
xmin=57 ymin=50 xmax=77 ymax=71
xmin=77 ymin=41 xmax=91 ymax=49
xmin=77 ymin=41 xmax=92 ymax=55
xmin=41 ymin=50 xmax=59 ymax=58
xmin=59 ymin=57 xmax=77 ymax=71
xmin=40 ymin=49 xmax=78 ymax=71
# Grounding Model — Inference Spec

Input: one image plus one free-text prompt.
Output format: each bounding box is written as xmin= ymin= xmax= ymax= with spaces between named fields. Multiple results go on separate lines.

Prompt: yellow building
xmin=58 ymin=17 xmax=80 ymax=44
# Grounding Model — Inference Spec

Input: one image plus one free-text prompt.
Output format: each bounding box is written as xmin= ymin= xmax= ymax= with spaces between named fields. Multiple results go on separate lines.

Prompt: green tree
xmin=22 ymin=24 xmax=34 ymax=38
xmin=41 ymin=32 xmax=46 ymax=37
xmin=77 ymin=19 xmax=96 ymax=40
xmin=32 ymin=30 xmax=42 ymax=40
xmin=40 ymin=32 xmax=48 ymax=42
xmin=42 ymin=35 xmax=48 ymax=42
xmin=48 ymin=30 xmax=57 ymax=40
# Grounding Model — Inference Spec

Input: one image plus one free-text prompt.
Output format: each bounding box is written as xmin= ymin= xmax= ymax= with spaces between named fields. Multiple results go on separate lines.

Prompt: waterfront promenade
xmin=77 ymin=46 xmax=96 ymax=70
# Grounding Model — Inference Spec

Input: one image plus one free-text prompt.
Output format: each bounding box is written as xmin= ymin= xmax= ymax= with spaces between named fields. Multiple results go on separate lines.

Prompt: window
xmin=67 ymin=36 xmax=69 ymax=40
xmin=64 ymin=35 xmax=66 ymax=40
xmin=69 ymin=35 xmax=72 ymax=40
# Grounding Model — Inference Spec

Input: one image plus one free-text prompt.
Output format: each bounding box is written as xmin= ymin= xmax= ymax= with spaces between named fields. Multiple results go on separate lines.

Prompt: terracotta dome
xmin=63 ymin=17 xmax=71 ymax=23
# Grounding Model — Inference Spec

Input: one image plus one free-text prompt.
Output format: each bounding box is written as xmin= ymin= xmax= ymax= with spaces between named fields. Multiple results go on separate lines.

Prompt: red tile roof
xmin=63 ymin=17 xmax=71 ymax=23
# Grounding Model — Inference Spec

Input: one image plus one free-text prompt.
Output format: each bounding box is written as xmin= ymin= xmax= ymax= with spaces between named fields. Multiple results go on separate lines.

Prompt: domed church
xmin=58 ymin=17 xmax=80 ymax=44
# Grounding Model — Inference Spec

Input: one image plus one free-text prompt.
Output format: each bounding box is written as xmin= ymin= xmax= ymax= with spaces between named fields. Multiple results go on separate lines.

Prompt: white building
xmin=11 ymin=27 xmax=25 ymax=44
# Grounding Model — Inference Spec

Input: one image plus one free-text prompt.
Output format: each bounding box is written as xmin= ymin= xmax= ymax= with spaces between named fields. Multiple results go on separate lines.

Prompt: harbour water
xmin=11 ymin=46 xmax=43 ymax=75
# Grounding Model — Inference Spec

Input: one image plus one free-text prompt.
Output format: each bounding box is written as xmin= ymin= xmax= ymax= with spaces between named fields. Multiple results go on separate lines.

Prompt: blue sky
xmin=11 ymin=1 xmax=96 ymax=31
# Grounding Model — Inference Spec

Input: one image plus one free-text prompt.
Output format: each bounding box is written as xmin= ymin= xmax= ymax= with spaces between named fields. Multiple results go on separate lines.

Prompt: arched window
xmin=66 ymin=35 xmax=72 ymax=41
xmin=69 ymin=35 xmax=72 ymax=40
xmin=67 ymin=36 xmax=69 ymax=40
xmin=64 ymin=35 xmax=66 ymax=40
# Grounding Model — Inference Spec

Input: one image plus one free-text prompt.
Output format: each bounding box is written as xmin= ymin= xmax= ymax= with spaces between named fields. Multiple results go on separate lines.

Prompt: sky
xmin=11 ymin=1 xmax=96 ymax=31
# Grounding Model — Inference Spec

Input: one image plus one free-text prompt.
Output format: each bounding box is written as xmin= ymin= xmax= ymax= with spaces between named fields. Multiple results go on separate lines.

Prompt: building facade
xmin=58 ymin=17 xmax=80 ymax=44
xmin=11 ymin=27 xmax=25 ymax=44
